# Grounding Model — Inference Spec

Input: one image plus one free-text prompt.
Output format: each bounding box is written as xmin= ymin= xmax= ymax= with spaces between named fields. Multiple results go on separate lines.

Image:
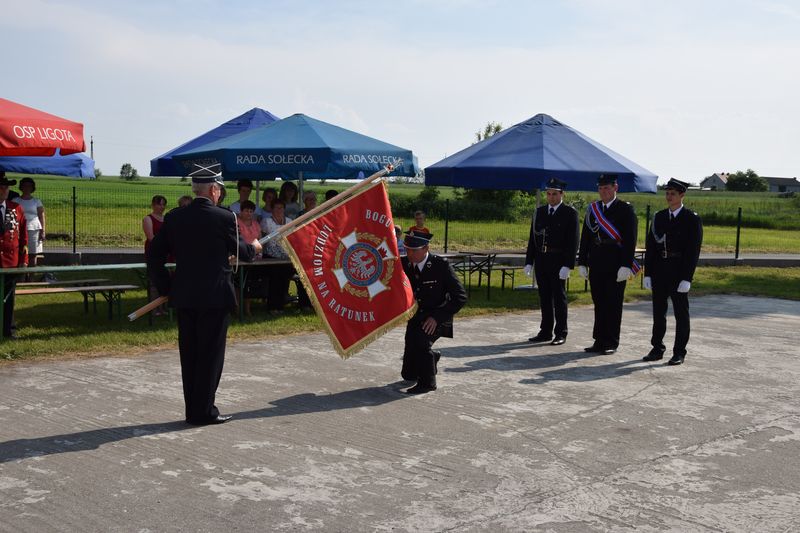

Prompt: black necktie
xmin=602 ymin=204 xmax=607 ymax=214
xmin=670 ymin=212 xmax=675 ymax=221
xmin=549 ymin=207 xmax=554 ymax=216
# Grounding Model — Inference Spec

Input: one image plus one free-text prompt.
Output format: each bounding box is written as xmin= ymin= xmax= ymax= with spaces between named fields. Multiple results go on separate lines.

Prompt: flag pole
xmin=128 ymin=295 xmax=168 ymax=321
xmin=129 ymin=164 xmax=398 ymax=321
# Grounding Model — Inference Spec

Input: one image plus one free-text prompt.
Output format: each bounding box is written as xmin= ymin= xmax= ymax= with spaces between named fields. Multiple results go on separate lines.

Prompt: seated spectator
xmin=177 ymin=195 xmax=193 ymax=208
xmin=260 ymin=199 xmax=309 ymax=312
xmin=279 ymin=181 xmax=301 ymax=218
xmin=237 ymin=200 xmax=262 ymax=254
xmin=229 ymin=179 xmax=254 ymax=214
xmin=16 ymin=177 xmax=46 ymax=270
xmin=298 ymin=190 xmax=317 ymax=216
xmin=325 ymin=189 xmax=338 ymax=201
xmin=256 ymin=187 xmax=277 ymax=221
xmin=237 ymin=200 xmax=263 ymax=315
xmin=408 ymin=210 xmax=430 ymax=234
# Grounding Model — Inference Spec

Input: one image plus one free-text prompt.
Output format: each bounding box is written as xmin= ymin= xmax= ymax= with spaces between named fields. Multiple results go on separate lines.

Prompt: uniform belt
xmin=538 ymin=246 xmax=563 ymax=253
xmin=661 ymin=251 xmax=682 ymax=258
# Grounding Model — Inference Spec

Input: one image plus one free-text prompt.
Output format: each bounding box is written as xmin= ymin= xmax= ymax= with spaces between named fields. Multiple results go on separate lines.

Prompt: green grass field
xmin=2 ymin=265 xmax=797 ymax=362
xmin=7 ymin=173 xmax=800 ymax=253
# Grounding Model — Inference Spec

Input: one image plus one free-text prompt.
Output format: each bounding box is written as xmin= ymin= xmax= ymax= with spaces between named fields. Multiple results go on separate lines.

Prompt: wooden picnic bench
xmin=15 ymin=284 xmax=139 ymax=320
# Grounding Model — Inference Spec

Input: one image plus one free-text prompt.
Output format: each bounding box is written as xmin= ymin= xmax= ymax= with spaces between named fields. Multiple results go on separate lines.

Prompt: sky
xmin=3 ymin=0 xmax=800 ymax=183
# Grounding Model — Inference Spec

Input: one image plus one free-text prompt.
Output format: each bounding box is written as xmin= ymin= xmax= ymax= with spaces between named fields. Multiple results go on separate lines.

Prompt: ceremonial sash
xmin=589 ymin=201 xmax=640 ymax=275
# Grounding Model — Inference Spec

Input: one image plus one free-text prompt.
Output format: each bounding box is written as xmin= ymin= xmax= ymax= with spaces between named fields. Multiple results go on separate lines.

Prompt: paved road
xmin=1 ymin=296 xmax=799 ymax=532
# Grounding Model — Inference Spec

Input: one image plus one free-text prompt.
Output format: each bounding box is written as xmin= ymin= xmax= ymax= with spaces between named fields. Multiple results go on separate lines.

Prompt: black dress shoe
xmin=528 ymin=333 xmax=553 ymax=343
xmin=584 ymin=344 xmax=601 ymax=353
xmin=643 ymin=348 xmax=664 ymax=362
xmin=599 ymin=348 xmax=616 ymax=355
xmin=186 ymin=414 xmax=233 ymax=426
xmin=667 ymin=355 xmax=685 ymax=366
xmin=550 ymin=337 xmax=566 ymax=346
xmin=405 ymin=383 xmax=437 ymax=394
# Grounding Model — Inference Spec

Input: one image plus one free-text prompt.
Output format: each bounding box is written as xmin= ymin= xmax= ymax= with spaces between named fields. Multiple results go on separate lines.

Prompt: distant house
xmin=699 ymin=173 xmax=729 ymax=190
xmin=763 ymin=176 xmax=800 ymax=193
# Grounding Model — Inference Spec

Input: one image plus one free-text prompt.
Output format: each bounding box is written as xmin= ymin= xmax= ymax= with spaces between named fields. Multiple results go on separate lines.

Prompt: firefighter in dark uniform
xmin=643 ymin=178 xmax=703 ymax=366
xmin=524 ymin=178 xmax=580 ymax=345
xmin=577 ymin=173 xmax=638 ymax=355
xmin=401 ymin=231 xmax=467 ymax=394
xmin=148 ymin=166 xmax=261 ymax=425
xmin=0 ymin=172 xmax=28 ymax=340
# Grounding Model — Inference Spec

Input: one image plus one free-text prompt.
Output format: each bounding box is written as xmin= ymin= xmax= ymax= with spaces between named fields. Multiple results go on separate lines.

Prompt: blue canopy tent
xmin=171 ymin=113 xmax=418 ymax=181
xmin=0 ymin=149 xmax=95 ymax=178
xmin=425 ymin=114 xmax=658 ymax=193
xmin=150 ymin=107 xmax=280 ymax=176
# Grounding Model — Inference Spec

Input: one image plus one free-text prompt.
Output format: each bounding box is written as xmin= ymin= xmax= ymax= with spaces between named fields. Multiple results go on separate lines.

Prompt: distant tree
xmin=726 ymin=169 xmax=767 ymax=192
xmin=475 ymin=121 xmax=503 ymax=143
xmin=93 ymin=168 xmax=102 ymax=180
xmin=119 ymin=163 xmax=139 ymax=181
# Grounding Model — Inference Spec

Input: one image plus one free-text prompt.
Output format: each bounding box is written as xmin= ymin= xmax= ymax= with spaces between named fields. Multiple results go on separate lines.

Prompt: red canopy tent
xmin=0 ymin=98 xmax=85 ymax=156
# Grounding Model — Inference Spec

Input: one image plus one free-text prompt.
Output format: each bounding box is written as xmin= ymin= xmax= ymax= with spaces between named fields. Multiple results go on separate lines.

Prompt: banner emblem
xmin=334 ymin=231 xmax=396 ymax=298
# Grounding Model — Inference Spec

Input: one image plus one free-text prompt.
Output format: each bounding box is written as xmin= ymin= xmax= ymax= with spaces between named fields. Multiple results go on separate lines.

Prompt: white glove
xmin=643 ymin=276 xmax=652 ymax=290
xmin=558 ymin=266 xmax=570 ymax=280
xmin=677 ymin=280 xmax=691 ymax=293
xmin=578 ymin=265 xmax=588 ymax=279
xmin=616 ymin=267 xmax=632 ymax=282
xmin=524 ymin=264 xmax=533 ymax=277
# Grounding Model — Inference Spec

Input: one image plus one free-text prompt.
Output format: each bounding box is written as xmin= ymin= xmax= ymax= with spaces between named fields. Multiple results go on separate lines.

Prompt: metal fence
xmin=28 ymin=182 xmax=778 ymax=258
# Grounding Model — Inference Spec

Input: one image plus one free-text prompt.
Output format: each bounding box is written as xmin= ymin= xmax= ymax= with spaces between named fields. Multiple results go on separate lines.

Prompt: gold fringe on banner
xmin=280 ymin=179 xmax=417 ymax=359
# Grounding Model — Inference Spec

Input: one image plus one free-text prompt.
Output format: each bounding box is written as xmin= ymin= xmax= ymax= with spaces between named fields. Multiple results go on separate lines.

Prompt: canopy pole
xmin=298 ymin=171 xmax=304 ymax=213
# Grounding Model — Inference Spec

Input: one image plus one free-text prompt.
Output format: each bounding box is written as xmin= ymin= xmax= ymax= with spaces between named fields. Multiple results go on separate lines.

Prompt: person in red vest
xmin=0 ymin=171 xmax=28 ymax=339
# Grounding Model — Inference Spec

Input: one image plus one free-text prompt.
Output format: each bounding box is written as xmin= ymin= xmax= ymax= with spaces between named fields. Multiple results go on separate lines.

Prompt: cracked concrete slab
xmin=1 ymin=295 xmax=798 ymax=532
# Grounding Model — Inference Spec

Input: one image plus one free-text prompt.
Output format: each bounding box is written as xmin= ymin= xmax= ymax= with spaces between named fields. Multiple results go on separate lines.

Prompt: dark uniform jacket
xmin=148 ymin=197 xmax=255 ymax=309
xmin=645 ymin=207 xmax=703 ymax=282
xmin=0 ymin=200 xmax=27 ymax=268
xmin=525 ymin=203 xmax=579 ymax=269
xmin=401 ymin=253 xmax=467 ymax=338
xmin=578 ymin=199 xmax=638 ymax=273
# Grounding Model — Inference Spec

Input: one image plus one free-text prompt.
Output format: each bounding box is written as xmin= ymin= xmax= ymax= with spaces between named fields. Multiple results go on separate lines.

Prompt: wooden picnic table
xmin=234 ymin=257 xmax=294 ymax=319
xmin=0 ymin=263 xmax=151 ymax=341
xmin=16 ymin=278 xmax=110 ymax=288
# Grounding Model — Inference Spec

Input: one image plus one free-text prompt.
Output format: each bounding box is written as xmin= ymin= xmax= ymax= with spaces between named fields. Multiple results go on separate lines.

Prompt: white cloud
xmin=3 ymin=0 xmax=799 ymax=180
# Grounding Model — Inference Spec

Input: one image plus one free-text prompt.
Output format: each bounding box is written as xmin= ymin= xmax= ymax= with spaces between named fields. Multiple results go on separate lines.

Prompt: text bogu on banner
xmin=281 ymin=181 xmax=416 ymax=358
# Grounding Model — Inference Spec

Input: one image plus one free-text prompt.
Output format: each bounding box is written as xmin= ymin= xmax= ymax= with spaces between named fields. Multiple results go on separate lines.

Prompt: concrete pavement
xmin=1 ymin=295 xmax=799 ymax=532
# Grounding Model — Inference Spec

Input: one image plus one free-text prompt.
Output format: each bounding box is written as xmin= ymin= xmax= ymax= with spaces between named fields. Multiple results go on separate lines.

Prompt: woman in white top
xmin=16 ymin=177 xmax=45 ymax=268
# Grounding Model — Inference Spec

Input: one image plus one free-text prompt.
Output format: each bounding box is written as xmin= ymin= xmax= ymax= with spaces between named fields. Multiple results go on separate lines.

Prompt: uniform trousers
xmin=589 ymin=269 xmax=626 ymax=349
xmin=177 ymin=307 xmax=230 ymax=422
xmin=2 ymin=274 xmax=17 ymax=337
xmin=402 ymin=315 xmax=440 ymax=386
xmin=650 ymin=279 xmax=690 ymax=357
xmin=534 ymin=262 xmax=568 ymax=338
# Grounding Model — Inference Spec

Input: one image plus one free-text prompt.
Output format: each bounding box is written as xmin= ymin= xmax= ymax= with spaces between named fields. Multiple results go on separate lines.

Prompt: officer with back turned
xmin=524 ymin=178 xmax=579 ymax=346
xmin=148 ymin=165 xmax=261 ymax=425
xmin=643 ymin=178 xmax=703 ymax=366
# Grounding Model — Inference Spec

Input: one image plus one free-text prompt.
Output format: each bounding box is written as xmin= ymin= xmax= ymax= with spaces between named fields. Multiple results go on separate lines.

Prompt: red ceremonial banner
xmin=281 ymin=180 xmax=416 ymax=358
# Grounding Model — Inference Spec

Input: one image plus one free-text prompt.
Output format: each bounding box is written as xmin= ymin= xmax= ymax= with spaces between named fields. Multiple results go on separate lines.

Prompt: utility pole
xmin=90 ymin=136 xmax=94 ymax=159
